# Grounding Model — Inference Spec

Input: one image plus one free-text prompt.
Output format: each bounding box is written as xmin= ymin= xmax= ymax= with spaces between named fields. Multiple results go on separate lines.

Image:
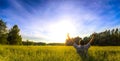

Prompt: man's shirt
xmin=73 ymin=43 xmax=91 ymax=57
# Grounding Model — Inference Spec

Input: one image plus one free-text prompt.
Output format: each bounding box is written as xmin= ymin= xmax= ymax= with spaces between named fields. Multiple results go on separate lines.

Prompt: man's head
xmin=74 ymin=38 xmax=85 ymax=45
xmin=80 ymin=40 xmax=85 ymax=45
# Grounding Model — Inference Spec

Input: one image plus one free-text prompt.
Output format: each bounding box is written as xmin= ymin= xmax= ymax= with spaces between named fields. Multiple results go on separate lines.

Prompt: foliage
xmin=0 ymin=19 xmax=8 ymax=44
xmin=65 ymin=28 xmax=120 ymax=46
xmin=34 ymin=42 xmax=46 ymax=45
xmin=0 ymin=19 xmax=7 ymax=34
xmin=22 ymin=40 xmax=34 ymax=45
xmin=0 ymin=19 xmax=22 ymax=45
xmin=47 ymin=43 xmax=64 ymax=46
xmin=0 ymin=46 xmax=120 ymax=61
xmin=88 ymin=28 xmax=120 ymax=46
xmin=0 ymin=34 xmax=8 ymax=44
xmin=73 ymin=36 xmax=82 ymax=45
xmin=7 ymin=25 xmax=22 ymax=45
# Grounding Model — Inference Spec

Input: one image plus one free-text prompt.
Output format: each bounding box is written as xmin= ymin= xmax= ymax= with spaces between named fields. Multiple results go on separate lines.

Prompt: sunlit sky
xmin=0 ymin=0 xmax=120 ymax=43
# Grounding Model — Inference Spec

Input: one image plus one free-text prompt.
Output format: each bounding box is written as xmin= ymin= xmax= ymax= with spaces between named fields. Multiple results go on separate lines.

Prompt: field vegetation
xmin=0 ymin=46 xmax=120 ymax=61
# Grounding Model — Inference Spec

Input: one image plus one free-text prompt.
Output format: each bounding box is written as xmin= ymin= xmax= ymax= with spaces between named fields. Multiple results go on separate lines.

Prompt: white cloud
xmin=1 ymin=0 xmax=120 ymax=43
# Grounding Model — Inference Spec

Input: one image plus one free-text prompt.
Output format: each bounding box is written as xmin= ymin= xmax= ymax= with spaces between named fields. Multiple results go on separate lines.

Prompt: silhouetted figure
xmin=73 ymin=34 xmax=94 ymax=60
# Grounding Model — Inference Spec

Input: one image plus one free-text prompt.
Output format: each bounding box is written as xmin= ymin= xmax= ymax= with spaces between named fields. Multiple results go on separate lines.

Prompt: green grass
xmin=0 ymin=46 xmax=120 ymax=61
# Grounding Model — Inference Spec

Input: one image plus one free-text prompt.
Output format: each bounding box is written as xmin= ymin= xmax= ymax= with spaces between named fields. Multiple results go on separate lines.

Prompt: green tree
xmin=88 ymin=28 xmax=120 ymax=46
xmin=22 ymin=40 xmax=34 ymax=45
xmin=7 ymin=25 xmax=22 ymax=45
xmin=65 ymin=33 xmax=82 ymax=46
xmin=73 ymin=36 xmax=82 ymax=45
xmin=0 ymin=19 xmax=8 ymax=44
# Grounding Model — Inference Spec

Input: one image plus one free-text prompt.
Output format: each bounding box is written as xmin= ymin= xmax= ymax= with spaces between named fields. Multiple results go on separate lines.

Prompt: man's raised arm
xmin=85 ymin=34 xmax=95 ymax=49
xmin=89 ymin=34 xmax=95 ymax=44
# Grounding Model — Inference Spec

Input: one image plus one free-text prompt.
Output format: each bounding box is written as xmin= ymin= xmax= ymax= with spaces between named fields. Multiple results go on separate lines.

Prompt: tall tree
xmin=7 ymin=25 xmax=22 ymax=45
xmin=0 ymin=19 xmax=8 ymax=44
xmin=87 ymin=28 xmax=120 ymax=46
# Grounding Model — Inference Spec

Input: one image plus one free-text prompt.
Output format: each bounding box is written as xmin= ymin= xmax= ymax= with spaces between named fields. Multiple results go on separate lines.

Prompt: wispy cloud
xmin=0 ymin=0 xmax=120 ymax=42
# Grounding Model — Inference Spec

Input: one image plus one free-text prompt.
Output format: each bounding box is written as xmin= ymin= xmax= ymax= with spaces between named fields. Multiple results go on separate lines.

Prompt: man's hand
xmin=89 ymin=33 xmax=95 ymax=43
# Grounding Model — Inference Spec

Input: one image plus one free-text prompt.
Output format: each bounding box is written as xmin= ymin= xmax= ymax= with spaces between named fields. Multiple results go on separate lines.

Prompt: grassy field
xmin=0 ymin=46 xmax=120 ymax=61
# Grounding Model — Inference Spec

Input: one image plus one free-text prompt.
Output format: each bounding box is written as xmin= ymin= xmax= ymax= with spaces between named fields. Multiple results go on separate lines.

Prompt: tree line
xmin=22 ymin=40 xmax=65 ymax=46
xmin=0 ymin=19 xmax=22 ymax=45
xmin=1 ymin=19 xmax=120 ymax=46
xmin=65 ymin=28 xmax=120 ymax=46
xmin=0 ymin=19 xmax=64 ymax=45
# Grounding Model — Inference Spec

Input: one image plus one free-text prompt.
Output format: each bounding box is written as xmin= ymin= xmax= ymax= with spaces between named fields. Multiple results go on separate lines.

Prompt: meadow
xmin=0 ymin=46 xmax=120 ymax=61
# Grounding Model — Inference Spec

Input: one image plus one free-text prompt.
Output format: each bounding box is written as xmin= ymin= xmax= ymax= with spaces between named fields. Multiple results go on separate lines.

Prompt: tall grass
xmin=0 ymin=45 xmax=120 ymax=61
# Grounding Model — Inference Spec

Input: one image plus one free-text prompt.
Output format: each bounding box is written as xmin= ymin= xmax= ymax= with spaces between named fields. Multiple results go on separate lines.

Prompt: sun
xmin=47 ymin=20 xmax=76 ymax=43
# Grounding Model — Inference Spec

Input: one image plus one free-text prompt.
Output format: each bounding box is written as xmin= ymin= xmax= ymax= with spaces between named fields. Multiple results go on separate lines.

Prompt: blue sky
xmin=0 ymin=0 xmax=120 ymax=43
